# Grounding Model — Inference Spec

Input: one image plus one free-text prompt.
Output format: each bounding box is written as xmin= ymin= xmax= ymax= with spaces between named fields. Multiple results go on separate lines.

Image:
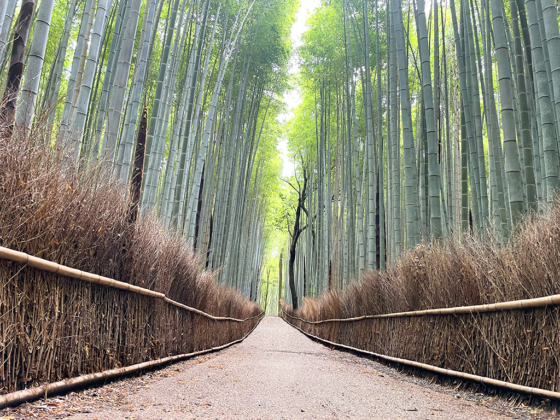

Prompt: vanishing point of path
xmin=13 ymin=316 xmax=551 ymax=419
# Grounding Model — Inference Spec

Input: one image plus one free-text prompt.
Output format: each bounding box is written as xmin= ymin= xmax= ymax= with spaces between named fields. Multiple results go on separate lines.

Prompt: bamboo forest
xmin=3 ymin=0 xmax=560 ymax=414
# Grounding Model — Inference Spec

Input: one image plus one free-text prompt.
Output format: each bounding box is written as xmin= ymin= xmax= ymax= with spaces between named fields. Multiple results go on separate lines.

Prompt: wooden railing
xmin=282 ymin=292 xmax=560 ymax=401
xmin=0 ymin=246 xmax=263 ymax=407
xmin=0 ymin=246 xmax=262 ymax=322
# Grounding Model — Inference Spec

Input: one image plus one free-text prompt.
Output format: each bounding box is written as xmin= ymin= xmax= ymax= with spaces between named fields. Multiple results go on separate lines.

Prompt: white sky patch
xmin=278 ymin=0 xmax=321 ymax=177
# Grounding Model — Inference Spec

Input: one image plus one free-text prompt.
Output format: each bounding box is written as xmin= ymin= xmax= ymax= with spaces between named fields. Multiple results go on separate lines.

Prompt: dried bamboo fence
xmin=282 ymin=295 xmax=560 ymax=399
xmin=0 ymin=246 xmax=263 ymax=400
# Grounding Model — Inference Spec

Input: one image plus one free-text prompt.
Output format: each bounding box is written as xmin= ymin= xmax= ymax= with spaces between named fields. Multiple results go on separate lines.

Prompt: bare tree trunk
xmin=278 ymin=252 xmax=283 ymax=315
xmin=129 ymin=106 xmax=148 ymax=224
xmin=0 ymin=0 xmax=35 ymax=138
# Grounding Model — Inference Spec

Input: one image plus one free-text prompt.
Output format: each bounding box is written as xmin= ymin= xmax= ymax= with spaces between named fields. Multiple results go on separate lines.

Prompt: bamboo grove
xmin=0 ymin=0 xmax=296 ymax=300
xmin=4 ymin=0 xmax=560 ymax=314
xmin=282 ymin=0 xmax=560 ymax=309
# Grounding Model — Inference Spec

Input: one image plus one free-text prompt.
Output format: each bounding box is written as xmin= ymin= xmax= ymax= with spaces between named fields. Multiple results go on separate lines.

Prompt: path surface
xmin=39 ymin=316 xmax=528 ymax=419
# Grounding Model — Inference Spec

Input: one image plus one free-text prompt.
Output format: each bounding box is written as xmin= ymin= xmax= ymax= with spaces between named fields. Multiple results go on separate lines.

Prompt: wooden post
xmin=278 ymin=252 xmax=283 ymax=315
xmin=129 ymin=104 xmax=147 ymax=223
xmin=1 ymin=0 xmax=35 ymax=138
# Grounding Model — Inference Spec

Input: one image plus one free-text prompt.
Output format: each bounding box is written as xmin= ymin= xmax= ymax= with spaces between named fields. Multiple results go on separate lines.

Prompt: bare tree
xmin=284 ymin=167 xmax=310 ymax=310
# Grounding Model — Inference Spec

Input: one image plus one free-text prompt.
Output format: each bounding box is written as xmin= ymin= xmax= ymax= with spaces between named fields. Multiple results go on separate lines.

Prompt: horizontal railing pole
xmin=164 ymin=298 xmax=262 ymax=322
xmin=0 ymin=245 xmax=262 ymax=322
xmin=281 ymin=294 xmax=560 ymax=324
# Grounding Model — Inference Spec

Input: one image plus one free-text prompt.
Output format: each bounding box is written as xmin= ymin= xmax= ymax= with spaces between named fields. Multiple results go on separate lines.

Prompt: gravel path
xmin=4 ymin=316 xmax=555 ymax=419
xmin=54 ymin=316 xmax=524 ymax=419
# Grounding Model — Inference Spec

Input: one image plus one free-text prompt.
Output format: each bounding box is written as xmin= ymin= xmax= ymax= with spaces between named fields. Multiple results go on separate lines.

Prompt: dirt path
xmin=3 ymin=316 xmax=553 ymax=419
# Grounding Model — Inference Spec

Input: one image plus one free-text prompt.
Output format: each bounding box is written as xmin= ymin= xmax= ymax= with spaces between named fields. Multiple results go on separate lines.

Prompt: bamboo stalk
xmin=281 ymin=291 xmax=560 ymax=323
xmin=0 ymin=314 xmax=264 ymax=409
xmin=0 ymin=246 xmax=262 ymax=322
xmin=283 ymin=316 xmax=560 ymax=401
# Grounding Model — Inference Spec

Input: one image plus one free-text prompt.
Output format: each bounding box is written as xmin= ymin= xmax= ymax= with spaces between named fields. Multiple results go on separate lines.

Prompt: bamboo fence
xmin=0 ymin=315 xmax=263 ymax=408
xmin=282 ymin=315 xmax=560 ymax=400
xmin=282 ymin=292 xmax=560 ymax=400
xmin=0 ymin=246 xmax=263 ymax=398
xmin=0 ymin=246 xmax=261 ymax=322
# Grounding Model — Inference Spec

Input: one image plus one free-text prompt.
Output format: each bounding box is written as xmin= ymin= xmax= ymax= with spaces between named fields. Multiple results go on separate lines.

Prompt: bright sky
xmin=277 ymin=0 xmax=321 ymax=177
